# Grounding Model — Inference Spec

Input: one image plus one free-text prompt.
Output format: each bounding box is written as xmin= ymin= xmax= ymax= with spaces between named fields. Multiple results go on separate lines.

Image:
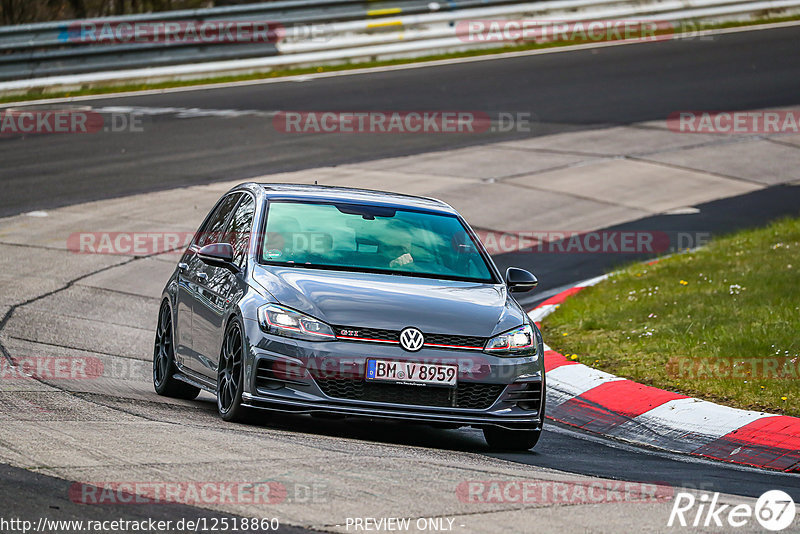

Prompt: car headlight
xmin=484 ymin=324 xmax=537 ymax=357
xmin=258 ymin=304 xmax=335 ymax=341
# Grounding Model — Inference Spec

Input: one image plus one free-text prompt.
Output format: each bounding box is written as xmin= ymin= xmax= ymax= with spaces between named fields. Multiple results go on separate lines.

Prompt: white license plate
xmin=366 ymin=359 xmax=457 ymax=387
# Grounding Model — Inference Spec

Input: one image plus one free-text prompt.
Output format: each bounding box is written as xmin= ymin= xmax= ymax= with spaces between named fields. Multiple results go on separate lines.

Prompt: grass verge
xmin=541 ymin=216 xmax=800 ymax=417
xmin=2 ymin=15 xmax=799 ymax=104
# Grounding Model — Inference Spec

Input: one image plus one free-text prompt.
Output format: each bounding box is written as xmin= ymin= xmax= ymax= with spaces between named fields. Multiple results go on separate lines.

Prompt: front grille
xmin=333 ymin=326 xmax=396 ymax=342
xmin=424 ymin=333 xmax=486 ymax=348
xmin=332 ymin=325 xmax=486 ymax=350
xmin=316 ymin=378 xmax=504 ymax=410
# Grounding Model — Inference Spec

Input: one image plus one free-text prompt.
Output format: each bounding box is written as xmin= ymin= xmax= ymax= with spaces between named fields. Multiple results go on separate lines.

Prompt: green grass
xmin=541 ymin=217 xmax=800 ymax=416
xmin=2 ymin=15 xmax=799 ymax=104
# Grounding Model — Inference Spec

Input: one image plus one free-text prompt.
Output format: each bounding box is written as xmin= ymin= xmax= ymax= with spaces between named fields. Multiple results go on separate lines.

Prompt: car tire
xmin=153 ymin=301 xmax=201 ymax=400
xmin=483 ymin=427 xmax=541 ymax=451
xmin=217 ymin=318 xmax=249 ymax=423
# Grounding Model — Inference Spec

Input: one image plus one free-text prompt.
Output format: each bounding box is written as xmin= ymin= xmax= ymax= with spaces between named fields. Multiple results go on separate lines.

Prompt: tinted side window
xmin=225 ymin=195 xmax=255 ymax=269
xmin=195 ymin=194 xmax=242 ymax=248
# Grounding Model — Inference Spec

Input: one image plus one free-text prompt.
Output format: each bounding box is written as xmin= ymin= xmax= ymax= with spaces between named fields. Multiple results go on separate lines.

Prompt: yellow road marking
xmin=367 ymin=7 xmax=402 ymax=16
xmin=367 ymin=20 xmax=404 ymax=28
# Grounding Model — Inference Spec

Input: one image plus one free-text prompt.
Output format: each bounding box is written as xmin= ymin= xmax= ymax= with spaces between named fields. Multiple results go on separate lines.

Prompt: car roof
xmin=234 ymin=183 xmax=459 ymax=215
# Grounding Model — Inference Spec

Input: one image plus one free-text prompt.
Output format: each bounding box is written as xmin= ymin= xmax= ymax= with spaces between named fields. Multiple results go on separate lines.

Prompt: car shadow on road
xmin=237 ymin=407 xmax=513 ymax=453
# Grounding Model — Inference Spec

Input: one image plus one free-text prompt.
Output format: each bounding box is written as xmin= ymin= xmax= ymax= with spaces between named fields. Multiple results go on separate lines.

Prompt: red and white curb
xmin=530 ymin=276 xmax=800 ymax=473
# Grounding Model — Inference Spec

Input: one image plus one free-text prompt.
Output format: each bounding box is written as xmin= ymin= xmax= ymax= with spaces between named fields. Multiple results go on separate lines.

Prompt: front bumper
xmin=242 ymin=318 xmax=545 ymax=430
xmin=241 ymin=392 xmax=543 ymax=430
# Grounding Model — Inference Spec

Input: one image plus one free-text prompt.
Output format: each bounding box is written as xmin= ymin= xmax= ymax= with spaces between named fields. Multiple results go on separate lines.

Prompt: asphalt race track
xmin=1 ymin=25 xmax=800 ymax=217
xmin=2 ymin=23 xmax=800 ymax=533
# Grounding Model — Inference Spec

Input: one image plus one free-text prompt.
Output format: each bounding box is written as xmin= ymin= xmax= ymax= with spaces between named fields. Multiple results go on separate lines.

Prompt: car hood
xmin=252 ymin=265 xmax=526 ymax=337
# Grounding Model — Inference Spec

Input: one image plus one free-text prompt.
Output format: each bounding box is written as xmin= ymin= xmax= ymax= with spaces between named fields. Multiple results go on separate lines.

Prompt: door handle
xmin=197 ymin=272 xmax=208 ymax=282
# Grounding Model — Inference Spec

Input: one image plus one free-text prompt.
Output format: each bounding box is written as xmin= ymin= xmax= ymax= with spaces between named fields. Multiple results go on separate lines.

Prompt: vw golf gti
xmin=153 ymin=183 xmax=545 ymax=450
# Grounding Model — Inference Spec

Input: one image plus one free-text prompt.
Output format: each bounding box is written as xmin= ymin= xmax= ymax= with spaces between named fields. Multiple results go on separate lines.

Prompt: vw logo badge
xmin=399 ymin=327 xmax=425 ymax=352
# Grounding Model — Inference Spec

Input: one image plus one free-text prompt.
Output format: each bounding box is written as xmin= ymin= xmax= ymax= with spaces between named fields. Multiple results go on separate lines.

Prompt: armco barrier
xmin=0 ymin=0 xmax=799 ymax=91
xmin=0 ymin=0 xmax=520 ymax=80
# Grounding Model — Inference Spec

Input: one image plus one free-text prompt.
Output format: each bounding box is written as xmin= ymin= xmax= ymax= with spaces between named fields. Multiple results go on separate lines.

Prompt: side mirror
xmin=198 ymin=243 xmax=239 ymax=273
xmin=506 ymin=267 xmax=538 ymax=293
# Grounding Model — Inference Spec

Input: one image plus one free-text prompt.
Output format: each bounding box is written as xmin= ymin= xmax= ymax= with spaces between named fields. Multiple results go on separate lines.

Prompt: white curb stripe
xmin=574 ymin=274 xmax=609 ymax=288
xmin=546 ymin=363 xmax=626 ymax=398
xmin=528 ymin=304 xmax=558 ymax=323
xmin=545 ymin=387 xmax=580 ymax=410
xmin=632 ymin=397 xmax=774 ymax=440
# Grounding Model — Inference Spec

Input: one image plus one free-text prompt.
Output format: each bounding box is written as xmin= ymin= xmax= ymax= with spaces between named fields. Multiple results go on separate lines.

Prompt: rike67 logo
xmin=669 ymin=490 xmax=796 ymax=531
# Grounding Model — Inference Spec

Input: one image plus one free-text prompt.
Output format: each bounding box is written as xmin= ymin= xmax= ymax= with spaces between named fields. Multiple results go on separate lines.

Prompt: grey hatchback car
xmin=153 ymin=183 xmax=545 ymax=450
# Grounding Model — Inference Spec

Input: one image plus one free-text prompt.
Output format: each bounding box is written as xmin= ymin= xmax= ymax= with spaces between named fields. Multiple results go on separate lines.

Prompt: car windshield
xmin=259 ymin=200 xmax=495 ymax=282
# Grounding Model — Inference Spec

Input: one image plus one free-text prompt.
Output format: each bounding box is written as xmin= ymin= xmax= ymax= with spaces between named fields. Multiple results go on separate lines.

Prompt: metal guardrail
xmin=0 ymin=0 xmax=799 ymax=90
xmin=0 ymin=0 xmax=510 ymax=51
xmin=0 ymin=0 xmax=526 ymax=80
xmin=0 ymin=0 xmax=370 ymax=48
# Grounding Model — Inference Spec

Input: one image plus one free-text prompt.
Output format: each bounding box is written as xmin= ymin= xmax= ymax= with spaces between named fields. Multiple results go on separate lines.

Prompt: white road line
xmin=90 ymin=106 xmax=279 ymax=119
